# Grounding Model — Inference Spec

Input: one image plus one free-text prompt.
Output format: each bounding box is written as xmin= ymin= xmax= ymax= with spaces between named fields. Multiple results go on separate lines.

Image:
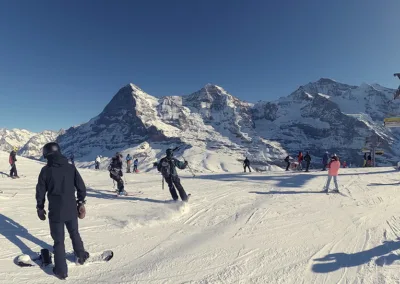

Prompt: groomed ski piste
xmin=1 ymin=151 xmax=400 ymax=283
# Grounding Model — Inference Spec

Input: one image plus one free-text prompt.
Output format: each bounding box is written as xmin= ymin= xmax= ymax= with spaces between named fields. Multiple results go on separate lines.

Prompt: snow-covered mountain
xmin=0 ymin=128 xmax=63 ymax=159
xmin=0 ymin=128 xmax=36 ymax=152
xmin=2 ymin=79 xmax=399 ymax=171
xmin=19 ymin=130 xmax=65 ymax=159
xmin=55 ymin=79 xmax=400 ymax=172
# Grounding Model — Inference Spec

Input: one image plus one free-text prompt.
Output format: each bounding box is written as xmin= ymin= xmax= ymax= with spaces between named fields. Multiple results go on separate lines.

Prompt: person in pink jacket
xmin=324 ymin=155 xmax=340 ymax=193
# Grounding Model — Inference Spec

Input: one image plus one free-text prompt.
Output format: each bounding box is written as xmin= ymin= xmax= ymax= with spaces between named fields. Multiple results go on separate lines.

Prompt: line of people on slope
xmin=285 ymin=151 xmax=349 ymax=172
xmin=94 ymin=154 xmax=139 ymax=172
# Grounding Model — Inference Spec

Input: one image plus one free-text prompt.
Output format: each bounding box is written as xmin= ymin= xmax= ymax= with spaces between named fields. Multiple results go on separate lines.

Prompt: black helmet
xmin=43 ymin=142 xmax=61 ymax=158
xmin=166 ymin=148 xmax=173 ymax=158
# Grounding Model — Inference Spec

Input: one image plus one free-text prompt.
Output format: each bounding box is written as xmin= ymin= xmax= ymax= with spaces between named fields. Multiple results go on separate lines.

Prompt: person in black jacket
xmin=9 ymin=147 xmax=19 ymax=178
xmin=304 ymin=152 xmax=311 ymax=172
xmin=243 ymin=157 xmax=251 ymax=173
xmin=284 ymin=156 xmax=290 ymax=171
xmin=157 ymin=148 xmax=189 ymax=202
xmin=36 ymin=142 xmax=88 ymax=280
xmin=108 ymin=152 xmax=125 ymax=195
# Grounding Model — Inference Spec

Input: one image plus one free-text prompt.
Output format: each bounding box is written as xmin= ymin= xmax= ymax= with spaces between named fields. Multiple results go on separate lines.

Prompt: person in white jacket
xmin=95 ymin=156 xmax=101 ymax=170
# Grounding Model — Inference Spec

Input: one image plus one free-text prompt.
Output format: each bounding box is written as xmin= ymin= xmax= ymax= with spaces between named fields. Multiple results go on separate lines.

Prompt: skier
xmin=367 ymin=153 xmax=372 ymax=167
xmin=133 ymin=158 xmax=139 ymax=173
xmin=297 ymin=151 xmax=303 ymax=170
xmin=95 ymin=155 xmax=101 ymax=170
xmin=243 ymin=157 xmax=251 ymax=173
xmin=126 ymin=154 xmax=132 ymax=173
xmin=9 ymin=147 xmax=19 ymax=178
xmin=284 ymin=155 xmax=290 ymax=171
xmin=108 ymin=152 xmax=125 ymax=196
xmin=363 ymin=153 xmax=367 ymax=167
xmin=304 ymin=152 xmax=311 ymax=172
xmin=70 ymin=153 xmax=75 ymax=165
xmin=322 ymin=151 xmax=329 ymax=171
xmin=157 ymin=148 xmax=189 ymax=202
xmin=36 ymin=142 xmax=88 ymax=280
xmin=342 ymin=161 xmax=347 ymax=168
xmin=324 ymin=155 xmax=340 ymax=193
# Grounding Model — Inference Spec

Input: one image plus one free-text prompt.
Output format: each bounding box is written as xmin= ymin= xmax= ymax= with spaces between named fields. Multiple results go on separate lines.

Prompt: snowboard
xmin=16 ymin=249 xmax=113 ymax=268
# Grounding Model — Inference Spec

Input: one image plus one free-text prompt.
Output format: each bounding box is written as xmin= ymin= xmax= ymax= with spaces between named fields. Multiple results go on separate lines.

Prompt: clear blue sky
xmin=1 ymin=0 xmax=399 ymax=132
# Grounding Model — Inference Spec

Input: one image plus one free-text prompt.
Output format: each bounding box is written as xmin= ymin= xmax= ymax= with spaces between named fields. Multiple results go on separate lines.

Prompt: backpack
xmin=159 ymin=158 xmax=172 ymax=177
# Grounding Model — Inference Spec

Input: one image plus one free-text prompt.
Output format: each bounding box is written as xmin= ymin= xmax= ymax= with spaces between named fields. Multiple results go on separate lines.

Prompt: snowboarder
xmin=95 ymin=155 xmax=101 ymax=170
xmin=9 ymin=147 xmax=19 ymax=179
xmin=324 ymin=155 xmax=340 ymax=192
xmin=297 ymin=151 xmax=303 ymax=170
xmin=243 ymin=157 xmax=251 ymax=173
xmin=70 ymin=153 xmax=75 ymax=165
xmin=36 ymin=142 xmax=88 ymax=280
xmin=108 ymin=152 xmax=125 ymax=195
xmin=133 ymin=158 xmax=139 ymax=173
xmin=322 ymin=151 xmax=329 ymax=171
xmin=157 ymin=148 xmax=189 ymax=202
xmin=284 ymin=155 xmax=290 ymax=171
xmin=126 ymin=154 xmax=132 ymax=173
xmin=304 ymin=152 xmax=311 ymax=172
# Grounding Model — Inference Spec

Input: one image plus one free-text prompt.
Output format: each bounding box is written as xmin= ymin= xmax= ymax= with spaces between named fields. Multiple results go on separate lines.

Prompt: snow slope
xmin=2 ymin=151 xmax=400 ymax=283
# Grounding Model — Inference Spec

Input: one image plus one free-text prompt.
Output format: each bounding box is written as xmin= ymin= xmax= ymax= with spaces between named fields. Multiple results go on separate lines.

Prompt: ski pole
xmin=162 ymin=176 xmax=164 ymax=190
xmin=182 ymin=156 xmax=195 ymax=177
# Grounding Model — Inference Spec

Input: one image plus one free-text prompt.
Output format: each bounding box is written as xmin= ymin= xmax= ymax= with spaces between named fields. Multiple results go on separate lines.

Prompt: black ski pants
xmin=305 ymin=161 xmax=310 ymax=172
xmin=110 ymin=171 xmax=124 ymax=192
xmin=285 ymin=162 xmax=290 ymax=171
xmin=95 ymin=162 xmax=99 ymax=170
xmin=244 ymin=165 xmax=251 ymax=172
xmin=165 ymin=175 xmax=188 ymax=201
xmin=50 ymin=218 xmax=85 ymax=276
xmin=133 ymin=165 xmax=138 ymax=172
xmin=10 ymin=164 xmax=17 ymax=177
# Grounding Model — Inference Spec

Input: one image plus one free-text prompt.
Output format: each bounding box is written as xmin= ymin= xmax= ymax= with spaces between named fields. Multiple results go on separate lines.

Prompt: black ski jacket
xmin=244 ymin=158 xmax=250 ymax=166
xmin=157 ymin=157 xmax=186 ymax=178
xmin=36 ymin=153 xmax=86 ymax=222
xmin=304 ymin=154 xmax=311 ymax=162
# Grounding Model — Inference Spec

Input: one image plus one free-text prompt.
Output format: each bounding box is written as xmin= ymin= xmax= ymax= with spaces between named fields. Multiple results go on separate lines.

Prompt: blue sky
xmin=0 ymin=0 xmax=399 ymax=132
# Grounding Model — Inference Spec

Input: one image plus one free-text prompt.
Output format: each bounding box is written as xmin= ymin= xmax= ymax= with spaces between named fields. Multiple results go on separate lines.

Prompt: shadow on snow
xmin=312 ymin=240 xmax=400 ymax=273
xmin=87 ymin=188 xmax=168 ymax=204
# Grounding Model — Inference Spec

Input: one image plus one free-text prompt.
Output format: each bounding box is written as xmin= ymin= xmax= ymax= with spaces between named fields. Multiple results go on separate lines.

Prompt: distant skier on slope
xmin=126 ymin=154 xmax=132 ymax=173
xmin=367 ymin=153 xmax=372 ymax=167
xmin=304 ymin=152 xmax=311 ymax=172
xmin=70 ymin=153 xmax=75 ymax=165
xmin=9 ymin=147 xmax=19 ymax=179
xmin=95 ymin=155 xmax=101 ymax=170
xmin=133 ymin=158 xmax=139 ymax=173
xmin=36 ymin=142 xmax=89 ymax=280
xmin=322 ymin=151 xmax=329 ymax=171
xmin=284 ymin=155 xmax=290 ymax=171
xmin=157 ymin=148 xmax=189 ymax=202
xmin=108 ymin=152 xmax=126 ymax=196
xmin=363 ymin=153 xmax=367 ymax=167
xmin=297 ymin=151 xmax=303 ymax=170
xmin=243 ymin=157 xmax=251 ymax=173
xmin=324 ymin=155 xmax=340 ymax=193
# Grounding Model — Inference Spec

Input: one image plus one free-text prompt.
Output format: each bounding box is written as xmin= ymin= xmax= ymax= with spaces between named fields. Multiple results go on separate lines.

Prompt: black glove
xmin=77 ymin=200 xmax=86 ymax=219
xmin=37 ymin=208 xmax=46 ymax=221
xmin=184 ymin=161 xmax=188 ymax=165
xmin=153 ymin=162 xmax=158 ymax=167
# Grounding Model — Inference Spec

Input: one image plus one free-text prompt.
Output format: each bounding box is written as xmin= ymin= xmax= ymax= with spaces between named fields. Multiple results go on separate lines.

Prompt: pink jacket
xmin=328 ymin=160 xmax=340 ymax=176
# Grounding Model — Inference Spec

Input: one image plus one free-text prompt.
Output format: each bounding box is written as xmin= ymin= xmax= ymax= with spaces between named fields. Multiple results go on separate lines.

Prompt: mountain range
xmin=2 ymin=78 xmax=399 ymax=172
